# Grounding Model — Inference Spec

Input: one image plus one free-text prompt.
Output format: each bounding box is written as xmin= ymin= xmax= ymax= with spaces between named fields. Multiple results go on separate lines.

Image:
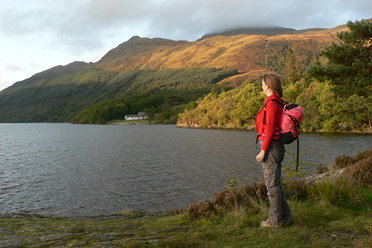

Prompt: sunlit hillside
xmin=97 ymin=25 xmax=347 ymax=85
xmin=177 ymin=20 xmax=371 ymax=132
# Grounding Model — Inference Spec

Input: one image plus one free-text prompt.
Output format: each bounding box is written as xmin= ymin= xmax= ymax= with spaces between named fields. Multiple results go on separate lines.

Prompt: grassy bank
xmin=1 ymin=150 xmax=371 ymax=248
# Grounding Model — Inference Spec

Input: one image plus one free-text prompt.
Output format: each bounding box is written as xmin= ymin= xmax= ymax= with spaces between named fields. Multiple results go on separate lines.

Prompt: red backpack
xmin=269 ymin=99 xmax=304 ymax=144
xmin=268 ymin=99 xmax=304 ymax=170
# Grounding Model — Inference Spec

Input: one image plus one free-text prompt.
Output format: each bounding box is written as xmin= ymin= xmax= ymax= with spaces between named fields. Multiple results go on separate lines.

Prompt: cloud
xmin=1 ymin=0 xmax=371 ymax=50
xmin=0 ymin=0 xmax=370 ymax=88
xmin=3 ymin=64 xmax=23 ymax=72
xmin=0 ymin=71 xmax=13 ymax=90
xmin=0 ymin=71 xmax=5 ymax=83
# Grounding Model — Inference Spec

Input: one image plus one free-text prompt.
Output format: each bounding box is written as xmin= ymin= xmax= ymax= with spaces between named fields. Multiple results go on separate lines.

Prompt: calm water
xmin=0 ymin=123 xmax=371 ymax=217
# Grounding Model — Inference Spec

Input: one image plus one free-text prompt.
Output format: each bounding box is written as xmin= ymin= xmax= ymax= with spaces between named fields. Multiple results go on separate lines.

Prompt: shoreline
xmin=1 ymin=122 xmax=371 ymax=134
xmin=0 ymin=210 xmax=166 ymax=220
xmin=175 ymin=123 xmax=372 ymax=134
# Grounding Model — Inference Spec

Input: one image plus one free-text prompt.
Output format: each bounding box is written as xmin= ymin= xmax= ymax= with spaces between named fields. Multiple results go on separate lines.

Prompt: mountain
xmin=200 ymin=27 xmax=327 ymax=39
xmin=97 ymin=36 xmax=189 ymax=71
xmin=0 ymin=23 xmax=349 ymax=123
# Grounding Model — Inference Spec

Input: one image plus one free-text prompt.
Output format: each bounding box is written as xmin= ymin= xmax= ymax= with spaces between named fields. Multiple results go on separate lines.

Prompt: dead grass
xmin=284 ymin=179 xmax=309 ymax=200
xmin=342 ymin=156 xmax=372 ymax=186
xmin=316 ymin=164 xmax=329 ymax=174
xmin=333 ymin=155 xmax=355 ymax=169
xmin=185 ymin=181 xmax=267 ymax=219
xmin=354 ymin=149 xmax=372 ymax=161
xmin=185 ymin=200 xmax=217 ymax=219
xmin=331 ymin=149 xmax=372 ymax=187
xmin=333 ymin=149 xmax=372 ymax=170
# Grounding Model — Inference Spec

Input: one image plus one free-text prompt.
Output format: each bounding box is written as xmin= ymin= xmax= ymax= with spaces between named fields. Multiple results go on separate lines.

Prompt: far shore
xmin=2 ymin=121 xmax=371 ymax=134
xmin=175 ymin=123 xmax=372 ymax=134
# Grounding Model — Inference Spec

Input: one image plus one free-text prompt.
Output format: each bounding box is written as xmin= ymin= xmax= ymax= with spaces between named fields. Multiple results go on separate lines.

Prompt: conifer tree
xmin=307 ymin=19 xmax=372 ymax=96
xmin=283 ymin=48 xmax=303 ymax=85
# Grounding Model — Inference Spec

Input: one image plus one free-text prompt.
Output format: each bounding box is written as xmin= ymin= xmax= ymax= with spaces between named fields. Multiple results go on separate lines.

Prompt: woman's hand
xmin=256 ymin=150 xmax=266 ymax=162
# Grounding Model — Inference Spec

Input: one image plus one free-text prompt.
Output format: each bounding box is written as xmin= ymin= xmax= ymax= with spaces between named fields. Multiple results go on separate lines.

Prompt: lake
xmin=0 ymin=123 xmax=371 ymax=217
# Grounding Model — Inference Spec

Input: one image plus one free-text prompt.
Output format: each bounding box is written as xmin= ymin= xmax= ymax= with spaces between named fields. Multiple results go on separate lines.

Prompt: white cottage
xmin=124 ymin=114 xmax=139 ymax=120
xmin=124 ymin=112 xmax=149 ymax=120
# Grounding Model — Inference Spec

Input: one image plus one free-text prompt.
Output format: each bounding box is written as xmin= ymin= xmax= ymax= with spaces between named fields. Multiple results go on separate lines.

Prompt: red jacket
xmin=256 ymin=93 xmax=283 ymax=151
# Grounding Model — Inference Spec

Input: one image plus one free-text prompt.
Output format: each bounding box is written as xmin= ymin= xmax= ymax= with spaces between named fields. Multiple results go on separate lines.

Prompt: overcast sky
xmin=0 ymin=0 xmax=370 ymax=90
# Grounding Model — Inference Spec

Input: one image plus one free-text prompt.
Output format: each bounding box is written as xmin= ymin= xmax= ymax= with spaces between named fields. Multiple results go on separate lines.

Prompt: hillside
xmin=96 ymin=36 xmax=189 ymax=71
xmin=0 ymin=67 xmax=237 ymax=122
xmin=97 ymin=28 xmax=343 ymax=82
xmin=93 ymin=24 xmax=346 ymax=86
xmin=200 ymin=26 xmax=327 ymax=39
xmin=0 ymin=23 xmax=348 ymax=123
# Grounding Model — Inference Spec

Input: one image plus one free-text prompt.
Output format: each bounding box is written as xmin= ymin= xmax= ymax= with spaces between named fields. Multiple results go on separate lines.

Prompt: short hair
xmin=262 ymin=74 xmax=283 ymax=98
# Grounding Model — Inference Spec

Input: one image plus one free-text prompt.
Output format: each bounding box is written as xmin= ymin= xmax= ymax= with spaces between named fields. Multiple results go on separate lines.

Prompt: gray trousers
xmin=260 ymin=141 xmax=292 ymax=225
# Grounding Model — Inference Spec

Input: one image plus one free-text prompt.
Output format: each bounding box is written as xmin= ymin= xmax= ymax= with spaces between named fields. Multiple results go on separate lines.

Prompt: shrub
xmin=185 ymin=200 xmax=217 ymax=219
xmin=333 ymin=149 xmax=371 ymax=171
xmin=342 ymin=156 xmax=372 ymax=186
xmin=284 ymin=179 xmax=309 ymax=201
xmin=355 ymin=149 xmax=372 ymax=161
xmin=316 ymin=164 xmax=329 ymax=174
xmin=214 ymin=188 xmax=240 ymax=211
xmin=333 ymin=155 xmax=355 ymax=169
xmin=185 ymin=180 xmax=268 ymax=219
xmin=214 ymin=181 xmax=267 ymax=212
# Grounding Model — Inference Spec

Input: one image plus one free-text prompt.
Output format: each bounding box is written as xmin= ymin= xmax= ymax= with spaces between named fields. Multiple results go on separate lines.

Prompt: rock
xmin=304 ymin=168 xmax=346 ymax=185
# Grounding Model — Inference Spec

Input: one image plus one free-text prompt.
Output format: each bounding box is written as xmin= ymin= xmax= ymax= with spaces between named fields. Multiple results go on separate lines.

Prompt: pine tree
xmin=307 ymin=19 xmax=372 ymax=96
xmin=283 ymin=48 xmax=303 ymax=85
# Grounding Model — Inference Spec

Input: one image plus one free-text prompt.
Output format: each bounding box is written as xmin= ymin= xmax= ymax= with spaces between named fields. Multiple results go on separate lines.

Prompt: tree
xmin=296 ymin=81 xmax=371 ymax=131
xmin=282 ymin=48 xmax=303 ymax=85
xmin=307 ymin=19 xmax=372 ymax=96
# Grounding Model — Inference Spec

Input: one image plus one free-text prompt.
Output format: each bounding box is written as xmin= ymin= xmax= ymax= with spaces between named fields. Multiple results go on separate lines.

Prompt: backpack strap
xmin=256 ymin=98 xmax=283 ymax=144
xmin=267 ymin=98 xmax=285 ymax=107
xmin=262 ymin=98 xmax=285 ymax=125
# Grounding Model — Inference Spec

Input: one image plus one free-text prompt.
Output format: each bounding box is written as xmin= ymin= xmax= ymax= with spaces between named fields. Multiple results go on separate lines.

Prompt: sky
xmin=0 ymin=0 xmax=371 ymax=91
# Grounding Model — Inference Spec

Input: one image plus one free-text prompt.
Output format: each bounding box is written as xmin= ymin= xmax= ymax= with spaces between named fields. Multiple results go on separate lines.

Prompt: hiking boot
xmin=280 ymin=217 xmax=293 ymax=226
xmin=280 ymin=219 xmax=294 ymax=227
xmin=260 ymin=220 xmax=280 ymax=228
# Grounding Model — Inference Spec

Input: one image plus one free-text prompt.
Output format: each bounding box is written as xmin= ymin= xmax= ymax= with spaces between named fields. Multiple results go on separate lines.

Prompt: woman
xmin=256 ymin=73 xmax=293 ymax=227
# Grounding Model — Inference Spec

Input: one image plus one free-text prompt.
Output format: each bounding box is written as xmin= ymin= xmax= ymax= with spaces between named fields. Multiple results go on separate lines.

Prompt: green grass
xmin=1 ymin=186 xmax=371 ymax=247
